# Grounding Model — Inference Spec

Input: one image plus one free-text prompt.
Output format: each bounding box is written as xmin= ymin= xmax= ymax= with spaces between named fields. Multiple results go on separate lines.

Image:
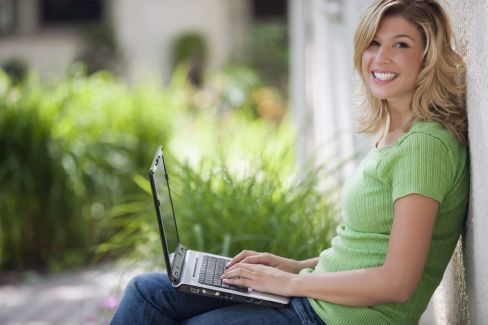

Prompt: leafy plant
xmin=171 ymin=32 xmax=208 ymax=69
xmin=171 ymin=32 xmax=208 ymax=87
xmin=237 ymin=19 xmax=289 ymax=94
xmin=0 ymin=68 xmax=179 ymax=271
xmin=0 ymin=72 xmax=86 ymax=270
xmin=0 ymin=59 xmax=339 ymax=274
xmin=174 ymin=159 xmax=338 ymax=260
xmin=1 ymin=58 xmax=28 ymax=85
xmin=98 ymin=153 xmax=339 ymax=266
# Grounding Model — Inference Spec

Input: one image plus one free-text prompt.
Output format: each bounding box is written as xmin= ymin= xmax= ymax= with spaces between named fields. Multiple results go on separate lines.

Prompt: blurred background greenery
xmin=0 ymin=17 xmax=340 ymax=277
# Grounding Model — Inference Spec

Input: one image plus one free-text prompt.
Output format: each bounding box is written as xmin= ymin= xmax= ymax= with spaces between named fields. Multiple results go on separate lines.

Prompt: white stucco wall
xmin=455 ymin=1 xmax=488 ymax=324
xmin=423 ymin=1 xmax=488 ymax=324
xmin=112 ymin=0 xmax=250 ymax=84
xmin=0 ymin=34 xmax=84 ymax=81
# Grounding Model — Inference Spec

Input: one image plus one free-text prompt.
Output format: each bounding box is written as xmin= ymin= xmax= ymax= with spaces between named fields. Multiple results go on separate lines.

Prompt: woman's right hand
xmin=226 ymin=250 xmax=305 ymax=274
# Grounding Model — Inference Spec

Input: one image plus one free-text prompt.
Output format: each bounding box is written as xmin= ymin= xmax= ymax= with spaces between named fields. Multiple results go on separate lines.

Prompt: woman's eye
xmin=394 ymin=42 xmax=409 ymax=48
xmin=369 ymin=40 xmax=380 ymax=47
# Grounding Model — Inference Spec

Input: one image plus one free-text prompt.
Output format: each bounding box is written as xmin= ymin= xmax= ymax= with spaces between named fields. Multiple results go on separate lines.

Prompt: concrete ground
xmin=0 ymin=262 xmax=436 ymax=324
xmin=0 ymin=262 xmax=143 ymax=325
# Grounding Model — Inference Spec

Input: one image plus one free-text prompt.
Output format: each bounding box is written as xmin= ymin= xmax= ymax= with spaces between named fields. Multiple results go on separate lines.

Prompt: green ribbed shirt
xmin=301 ymin=121 xmax=469 ymax=325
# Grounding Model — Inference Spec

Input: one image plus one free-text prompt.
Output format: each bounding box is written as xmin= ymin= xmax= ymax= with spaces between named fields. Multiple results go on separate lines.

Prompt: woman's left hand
xmin=221 ymin=263 xmax=297 ymax=297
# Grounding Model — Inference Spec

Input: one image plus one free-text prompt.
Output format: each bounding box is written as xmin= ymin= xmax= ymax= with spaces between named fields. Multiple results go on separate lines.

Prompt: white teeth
xmin=373 ymin=72 xmax=397 ymax=81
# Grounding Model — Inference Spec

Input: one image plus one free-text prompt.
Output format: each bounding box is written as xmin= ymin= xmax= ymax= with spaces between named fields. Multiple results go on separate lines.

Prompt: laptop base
xmin=174 ymin=283 xmax=286 ymax=308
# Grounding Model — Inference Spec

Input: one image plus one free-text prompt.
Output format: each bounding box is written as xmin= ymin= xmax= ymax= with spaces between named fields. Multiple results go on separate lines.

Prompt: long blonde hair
xmin=353 ymin=0 xmax=467 ymax=144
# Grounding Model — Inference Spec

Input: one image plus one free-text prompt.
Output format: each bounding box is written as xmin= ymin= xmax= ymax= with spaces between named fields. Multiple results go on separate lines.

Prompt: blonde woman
xmin=112 ymin=1 xmax=468 ymax=324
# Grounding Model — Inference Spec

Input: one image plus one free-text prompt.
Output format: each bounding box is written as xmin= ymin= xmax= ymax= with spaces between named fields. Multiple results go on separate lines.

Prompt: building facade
xmin=0 ymin=0 xmax=251 ymax=83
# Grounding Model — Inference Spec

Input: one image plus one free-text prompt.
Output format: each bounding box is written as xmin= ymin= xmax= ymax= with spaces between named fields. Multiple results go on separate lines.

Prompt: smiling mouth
xmin=372 ymin=71 xmax=398 ymax=81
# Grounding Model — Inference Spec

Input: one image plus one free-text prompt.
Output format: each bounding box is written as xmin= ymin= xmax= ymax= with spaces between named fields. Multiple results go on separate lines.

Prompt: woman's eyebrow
xmin=374 ymin=33 xmax=416 ymax=41
xmin=393 ymin=34 xmax=415 ymax=41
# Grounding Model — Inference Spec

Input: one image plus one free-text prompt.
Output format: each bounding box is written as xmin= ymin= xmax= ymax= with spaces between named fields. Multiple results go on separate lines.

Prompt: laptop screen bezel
xmin=149 ymin=146 xmax=184 ymax=283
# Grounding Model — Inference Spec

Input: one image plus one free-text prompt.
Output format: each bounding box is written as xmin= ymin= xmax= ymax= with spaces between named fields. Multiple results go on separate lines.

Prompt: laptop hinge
xmin=171 ymin=244 xmax=186 ymax=283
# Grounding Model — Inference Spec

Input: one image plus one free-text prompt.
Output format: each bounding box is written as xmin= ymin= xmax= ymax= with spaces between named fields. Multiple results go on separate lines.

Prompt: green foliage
xmin=238 ymin=20 xmax=289 ymax=93
xmin=0 ymin=72 xmax=85 ymax=270
xmin=174 ymin=160 xmax=337 ymax=260
xmin=171 ymin=32 xmax=208 ymax=86
xmin=100 ymin=156 xmax=338 ymax=267
xmin=0 ymin=68 xmax=177 ymax=271
xmin=1 ymin=58 xmax=28 ymax=85
xmin=77 ymin=24 xmax=121 ymax=74
xmin=192 ymin=64 xmax=287 ymax=121
xmin=99 ymin=109 xmax=339 ymax=265
xmin=208 ymin=65 xmax=263 ymax=116
xmin=0 ymin=61 xmax=339 ymax=273
xmin=171 ymin=32 xmax=208 ymax=69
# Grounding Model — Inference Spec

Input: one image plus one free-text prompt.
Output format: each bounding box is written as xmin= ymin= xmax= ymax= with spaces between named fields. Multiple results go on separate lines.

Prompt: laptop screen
xmin=150 ymin=147 xmax=180 ymax=266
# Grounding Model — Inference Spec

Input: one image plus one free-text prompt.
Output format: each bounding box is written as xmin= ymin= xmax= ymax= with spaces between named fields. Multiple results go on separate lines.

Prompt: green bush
xmin=0 ymin=63 xmax=340 ymax=273
xmin=1 ymin=58 xmax=29 ymax=85
xmin=174 ymin=160 xmax=337 ymax=260
xmin=77 ymin=24 xmax=121 ymax=74
xmin=171 ymin=32 xmax=208 ymax=69
xmin=97 ymin=109 xmax=339 ymax=265
xmin=171 ymin=32 xmax=208 ymax=87
xmin=238 ymin=20 xmax=289 ymax=94
xmin=0 ymin=68 xmax=178 ymax=271
xmin=0 ymin=73 xmax=86 ymax=270
xmin=97 ymin=156 xmax=338 ymax=267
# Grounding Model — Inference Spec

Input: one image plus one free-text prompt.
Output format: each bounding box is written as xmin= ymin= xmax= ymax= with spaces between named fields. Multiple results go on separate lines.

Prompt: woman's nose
xmin=374 ymin=46 xmax=392 ymax=64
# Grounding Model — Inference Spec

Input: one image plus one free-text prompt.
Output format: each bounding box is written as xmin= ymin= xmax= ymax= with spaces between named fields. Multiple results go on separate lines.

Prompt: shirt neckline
xmin=373 ymin=121 xmax=426 ymax=152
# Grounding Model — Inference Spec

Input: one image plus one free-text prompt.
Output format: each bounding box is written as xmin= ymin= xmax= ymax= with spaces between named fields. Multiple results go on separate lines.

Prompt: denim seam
xmin=292 ymin=298 xmax=322 ymax=325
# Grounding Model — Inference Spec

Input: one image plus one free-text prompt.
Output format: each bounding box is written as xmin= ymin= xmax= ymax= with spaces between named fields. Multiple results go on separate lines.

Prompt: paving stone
xmin=0 ymin=262 xmax=146 ymax=325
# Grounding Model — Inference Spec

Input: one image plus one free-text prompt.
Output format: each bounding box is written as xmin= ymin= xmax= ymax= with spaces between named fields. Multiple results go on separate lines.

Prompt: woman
xmin=111 ymin=1 xmax=469 ymax=324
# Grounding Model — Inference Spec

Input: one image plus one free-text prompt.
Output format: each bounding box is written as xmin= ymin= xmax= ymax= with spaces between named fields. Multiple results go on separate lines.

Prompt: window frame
xmin=0 ymin=0 xmax=16 ymax=36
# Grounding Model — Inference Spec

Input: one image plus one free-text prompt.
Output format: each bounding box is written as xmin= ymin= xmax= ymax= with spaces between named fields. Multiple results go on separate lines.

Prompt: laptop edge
xmin=148 ymin=146 xmax=289 ymax=307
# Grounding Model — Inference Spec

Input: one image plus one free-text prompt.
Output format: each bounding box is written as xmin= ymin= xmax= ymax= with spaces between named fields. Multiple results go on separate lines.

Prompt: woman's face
xmin=361 ymin=15 xmax=424 ymax=108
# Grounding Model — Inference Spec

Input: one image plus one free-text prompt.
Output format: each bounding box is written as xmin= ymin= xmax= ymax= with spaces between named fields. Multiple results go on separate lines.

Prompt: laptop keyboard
xmin=198 ymin=255 xmax=248 ymax=292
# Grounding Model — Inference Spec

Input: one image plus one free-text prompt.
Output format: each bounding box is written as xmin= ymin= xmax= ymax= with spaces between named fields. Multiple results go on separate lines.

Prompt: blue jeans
xmin=111 ymin=272 xmax=326 ymax=324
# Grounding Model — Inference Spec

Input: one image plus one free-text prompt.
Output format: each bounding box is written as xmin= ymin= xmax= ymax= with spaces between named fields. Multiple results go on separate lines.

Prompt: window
xmin=0 ymin=0 xmax=15 ymax=35
xmin=40 ymin=0 xmax=103 ymax=25
xmin=252 ymin=0 xmax=287 ymax=20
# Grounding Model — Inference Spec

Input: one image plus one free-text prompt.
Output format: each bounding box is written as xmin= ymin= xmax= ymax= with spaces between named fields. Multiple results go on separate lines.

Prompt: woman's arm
xmin=223 ymin=193 xmax=438 ymax=306
xmin=226 ymin=250 xmax=319 ymax=274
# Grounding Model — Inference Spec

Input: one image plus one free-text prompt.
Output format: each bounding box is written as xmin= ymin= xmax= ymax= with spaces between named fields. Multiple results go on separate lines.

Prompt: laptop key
xmin=221 ymin=283 xmax=231 ymax=289
xmin=228 ymin=285 xmax=248 ymax=292
xmin=197 ymin=255 xmax=249 ymax=293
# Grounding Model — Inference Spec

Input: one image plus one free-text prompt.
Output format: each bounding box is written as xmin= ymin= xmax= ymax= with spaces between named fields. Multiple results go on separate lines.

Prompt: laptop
xmin=149 ymin=146 xmax=289 ymax=307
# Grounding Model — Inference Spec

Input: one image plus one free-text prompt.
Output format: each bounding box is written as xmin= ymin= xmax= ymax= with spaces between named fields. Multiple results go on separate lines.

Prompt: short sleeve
xmin=391 ymin=132 xmax=454 ymax=203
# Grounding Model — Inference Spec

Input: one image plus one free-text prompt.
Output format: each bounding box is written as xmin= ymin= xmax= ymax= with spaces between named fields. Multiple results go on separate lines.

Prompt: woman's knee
xmin=113 ymin=272 xmax=175 ymax=324
xmin=125 ymin=272 xmax=171 ymax=300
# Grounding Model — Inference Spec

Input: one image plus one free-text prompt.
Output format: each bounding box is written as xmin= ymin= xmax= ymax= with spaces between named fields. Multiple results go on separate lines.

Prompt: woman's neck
xmin=376 ymin=102 xmax=413 ymax=149
xmin=386 ymin=100 xmax=412 ymax=132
